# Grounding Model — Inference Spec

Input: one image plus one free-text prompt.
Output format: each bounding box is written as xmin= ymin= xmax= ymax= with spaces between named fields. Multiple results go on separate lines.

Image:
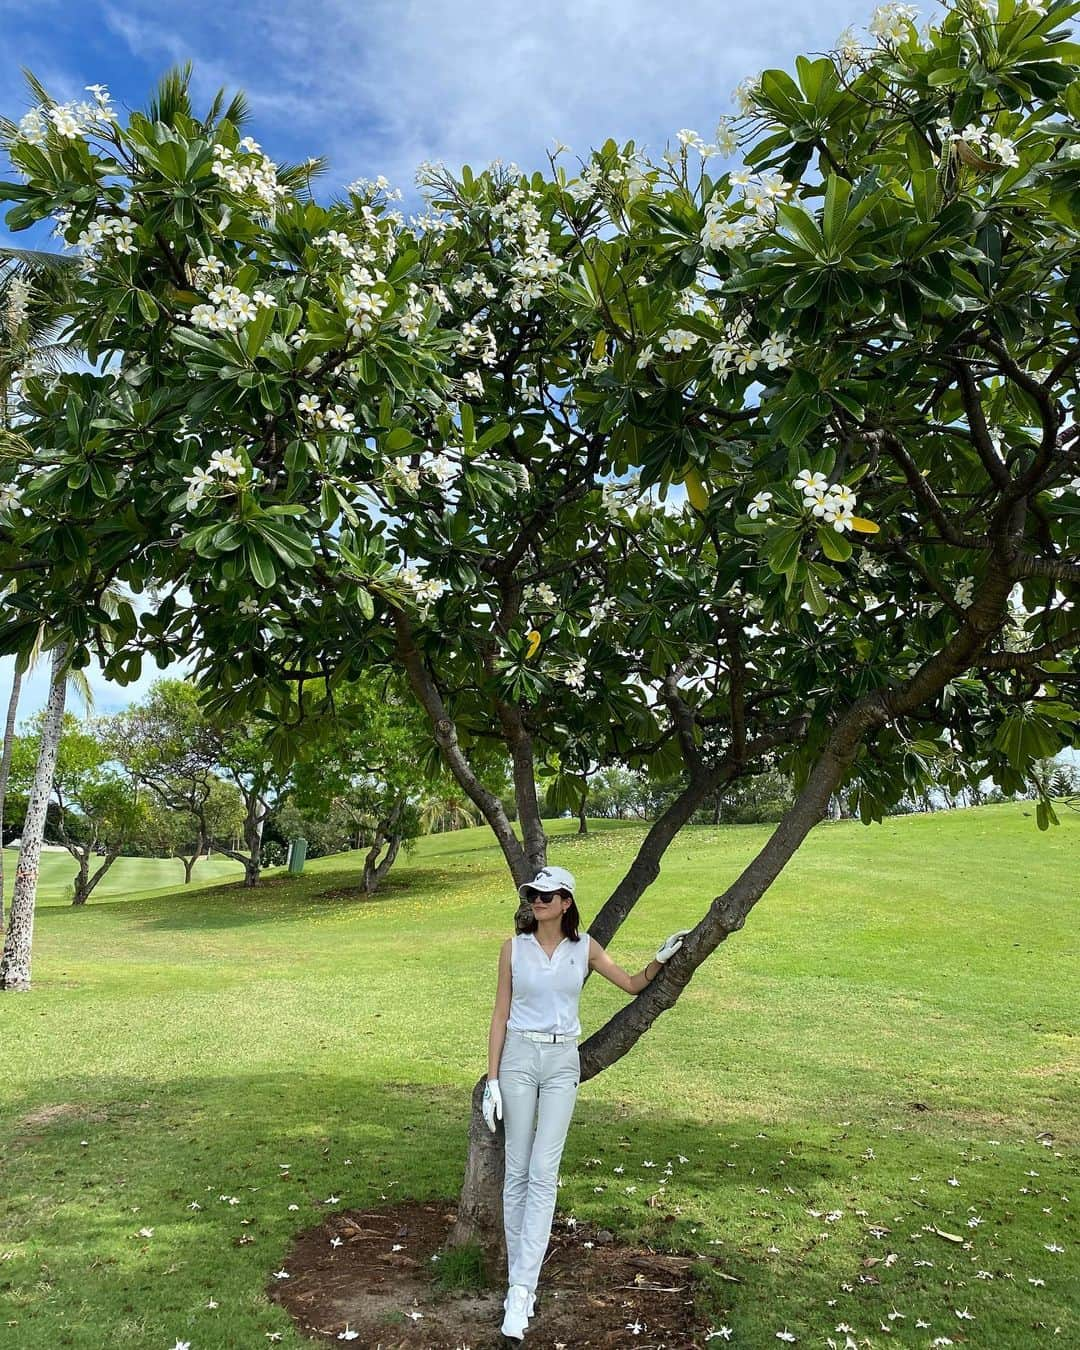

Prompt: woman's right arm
xmin=487 ymin=938 xmax=513 ymax=1079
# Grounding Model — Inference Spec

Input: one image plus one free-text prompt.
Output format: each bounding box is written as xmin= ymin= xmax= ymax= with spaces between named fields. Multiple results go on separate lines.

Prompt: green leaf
xmin=245 ymin=303 xmax=275 ymax=359
xmin=816 ymin=525 xmax=852 ymax=562
xmin=460 ymin=401 xmax=475 ymax=446
xmin=766 ymin=525 xmax=803 ymax=575
xmin=135 ymin=290 xmax=160 ymax=323
xmin=822 ymin=174 xmax=853 ymax=248
xmin=245 ymin=537 xmax=277 ymax=589
xmin=775 ymin=202 xmax=825 ymax=255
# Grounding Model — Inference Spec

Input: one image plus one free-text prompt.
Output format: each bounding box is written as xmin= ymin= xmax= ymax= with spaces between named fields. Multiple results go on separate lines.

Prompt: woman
xmin=482 ymin=863 xmax=689 ymax=1342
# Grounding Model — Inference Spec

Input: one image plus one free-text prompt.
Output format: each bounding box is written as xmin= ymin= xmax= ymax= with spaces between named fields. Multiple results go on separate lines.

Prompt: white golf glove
xmin=482 ymin=1078 xmax=503 ymax=1133
xmin=656 ymin=929 xmax=691 ymax=964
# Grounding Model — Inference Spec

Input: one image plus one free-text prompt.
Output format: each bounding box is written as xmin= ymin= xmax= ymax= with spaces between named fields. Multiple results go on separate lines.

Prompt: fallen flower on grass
xmin=337 ymin=1328 xmax=359 ymax=1341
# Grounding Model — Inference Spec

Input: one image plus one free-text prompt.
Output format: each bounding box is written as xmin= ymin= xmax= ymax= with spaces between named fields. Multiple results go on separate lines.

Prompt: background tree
xmin=212 ymin=718 xmax=292 ymax=886
xmin=290 ymin=672 xmax=428 ymax=894
xmin=115 ymin=679 xmax=236 ymax=883
xmin=0 ymin=640 xmax=67 ymax=988
xmin=10 ymin=710 xmax=144 ymax=903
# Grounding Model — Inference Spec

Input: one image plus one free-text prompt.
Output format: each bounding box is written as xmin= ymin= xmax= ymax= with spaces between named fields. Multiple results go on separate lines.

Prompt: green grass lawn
xmin=0 ymin=803 xmax=1076 ymax=1348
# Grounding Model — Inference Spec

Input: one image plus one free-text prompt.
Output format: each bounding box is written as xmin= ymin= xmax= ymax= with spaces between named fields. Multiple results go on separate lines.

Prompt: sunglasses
xmin=525 ymin=889 xmax=564 ymax=903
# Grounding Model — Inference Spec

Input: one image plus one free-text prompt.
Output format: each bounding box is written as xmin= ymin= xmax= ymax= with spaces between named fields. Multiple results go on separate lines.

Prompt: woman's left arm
xmin=587 ymin=936 xmax=663 ymax=995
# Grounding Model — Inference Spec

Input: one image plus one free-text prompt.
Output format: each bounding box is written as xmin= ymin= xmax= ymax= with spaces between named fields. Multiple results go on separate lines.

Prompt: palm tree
xmin=0 ymin=628 xmax=94 ymax=929
xmin=418 ymin=791 xmax=482 ymax=835
xmin=0 ymin=640 xmax=70 ymax=989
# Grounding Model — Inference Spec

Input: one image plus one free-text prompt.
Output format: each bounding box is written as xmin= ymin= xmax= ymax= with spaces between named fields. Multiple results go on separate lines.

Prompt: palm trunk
xmin=0 ymin=663 xmax=23 ymax=931
xmin=0 ymin=643 xmax=68 ymax=991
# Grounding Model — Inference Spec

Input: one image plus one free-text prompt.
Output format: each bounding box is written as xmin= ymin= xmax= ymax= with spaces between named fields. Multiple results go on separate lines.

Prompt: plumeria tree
xmin=1 ymin=0 xmax=1079 ymax=1264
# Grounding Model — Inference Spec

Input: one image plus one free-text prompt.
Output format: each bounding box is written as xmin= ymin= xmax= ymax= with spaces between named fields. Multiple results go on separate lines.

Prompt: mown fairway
xmin=0 ymin=803 xmax=1076 ymax=1348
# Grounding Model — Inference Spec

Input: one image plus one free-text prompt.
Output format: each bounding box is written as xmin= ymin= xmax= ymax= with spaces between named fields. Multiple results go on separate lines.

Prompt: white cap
xmin=518 ymin=865 xmax=576 ymax=899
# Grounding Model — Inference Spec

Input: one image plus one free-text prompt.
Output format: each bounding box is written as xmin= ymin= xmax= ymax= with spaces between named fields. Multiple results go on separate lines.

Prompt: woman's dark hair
xmin=516 ymin=890 xmax=581 ymax=941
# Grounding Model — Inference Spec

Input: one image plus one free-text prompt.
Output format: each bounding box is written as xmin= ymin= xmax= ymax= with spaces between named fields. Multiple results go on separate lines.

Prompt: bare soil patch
xmin=270 ymin=1198 xmax=729 ymax=1348
xmin=15 ymin=1102 xmax=107 ymax=1132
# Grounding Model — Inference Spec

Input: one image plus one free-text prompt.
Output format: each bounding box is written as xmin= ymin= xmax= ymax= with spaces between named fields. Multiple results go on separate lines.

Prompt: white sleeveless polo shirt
xmin=507 ymin=931 xmax=591 ymax=1037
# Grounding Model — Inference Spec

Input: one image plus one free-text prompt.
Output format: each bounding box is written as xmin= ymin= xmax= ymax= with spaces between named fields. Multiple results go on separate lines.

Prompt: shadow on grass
xmin=34 ymin=861 xmax=513 ymax=933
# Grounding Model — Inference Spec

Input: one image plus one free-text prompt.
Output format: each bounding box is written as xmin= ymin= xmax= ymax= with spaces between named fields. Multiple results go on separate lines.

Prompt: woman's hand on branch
xmin=655 ymin=930 xmax=691 ymax=964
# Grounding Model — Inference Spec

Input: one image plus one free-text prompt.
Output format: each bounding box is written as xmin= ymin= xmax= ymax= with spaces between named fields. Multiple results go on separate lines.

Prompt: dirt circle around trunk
xmin=269 ymin=1198 xmax=728 ymax=1348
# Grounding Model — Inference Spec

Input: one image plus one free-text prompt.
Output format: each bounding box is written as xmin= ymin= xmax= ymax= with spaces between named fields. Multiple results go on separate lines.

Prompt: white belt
xmin=512 ymin=1029 xmax=578 ymax=1044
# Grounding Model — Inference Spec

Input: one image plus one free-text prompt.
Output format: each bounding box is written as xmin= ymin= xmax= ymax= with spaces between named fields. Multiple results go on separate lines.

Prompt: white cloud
xmin=101 ymin=0 xmax=870 ymax=190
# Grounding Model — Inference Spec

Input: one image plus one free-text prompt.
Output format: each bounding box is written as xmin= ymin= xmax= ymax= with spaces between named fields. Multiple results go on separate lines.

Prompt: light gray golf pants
xmin=499 ymin=1028 xmax=580 ymax=1293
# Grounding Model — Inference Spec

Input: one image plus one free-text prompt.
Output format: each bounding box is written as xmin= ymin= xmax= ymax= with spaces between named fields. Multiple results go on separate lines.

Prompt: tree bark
xmin=446 ymin=1077 xmax=508 ymax=1278
xmin=0 ymin=663 xmax=23 ymax=932
xmin=0 ymin=642 xmax=68 ymax=992
xmin=361 ymin=795 xmax=405 ymax=895
xmin=394 ymin=607 xmax=531 ymax=885
xmin=70 ymin=847 xmax=120 ymax=905
xmin=496 ymin=700 xmax=547 ymax=873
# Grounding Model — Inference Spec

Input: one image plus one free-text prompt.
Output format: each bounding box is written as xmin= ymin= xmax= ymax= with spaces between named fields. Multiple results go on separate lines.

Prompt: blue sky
xmin=2 ymin=0 xmax=885 ymax=721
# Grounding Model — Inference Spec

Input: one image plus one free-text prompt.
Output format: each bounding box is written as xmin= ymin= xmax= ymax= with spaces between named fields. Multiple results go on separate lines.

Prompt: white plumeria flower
xmin=660 ymin=328 xmax=698 ymax=354
xmin=775 ymin=1332 xmax=797 ymax=1344
xmin=338 ymin=1328 xmax=360 ymax=1341
xmin=206 ymin=1298 xmax=218 ymax=1309
xmin=273 ymin=1269 xmax=290 ymax=1278
xmin=209 ymin=449 xmax=245 ymax=478
xmin=298 ymin=394 xmax=321 ymax=415
xmin=325 ymin=406 xmax=356 ymax=432
xmin=793 ymin=469 xmax=829 ymax=497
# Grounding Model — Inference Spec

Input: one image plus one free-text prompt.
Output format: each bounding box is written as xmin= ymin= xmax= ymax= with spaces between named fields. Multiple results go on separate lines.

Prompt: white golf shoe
xmin=500 ymin=1283 xmax=531 ymax=1340
xmin=502 ymin=1287 xmax=536 ymax=1318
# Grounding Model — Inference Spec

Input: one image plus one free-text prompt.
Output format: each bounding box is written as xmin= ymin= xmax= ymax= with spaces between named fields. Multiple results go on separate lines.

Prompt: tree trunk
xmin=577 ymin=794 xmax=588 ymax=835
xmin=0 ymin=643 xmax=68 ymax=992
xmin=180 ymin=850 xmax=197 ymax=884
xmin=446 ymin=1077 xmax=508 ymax=1279
xmin=243 ymin=809 xmax=264 ymax=888
xmin=362 ymin=796 xmax=405 ymax=894
xmin=72 ymin=849 xmax=120 ymax=905
xmin=72 ymin=850 xmax=91 ymax=906
xmin=0 ymin=662 xmax=23 ymax=932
